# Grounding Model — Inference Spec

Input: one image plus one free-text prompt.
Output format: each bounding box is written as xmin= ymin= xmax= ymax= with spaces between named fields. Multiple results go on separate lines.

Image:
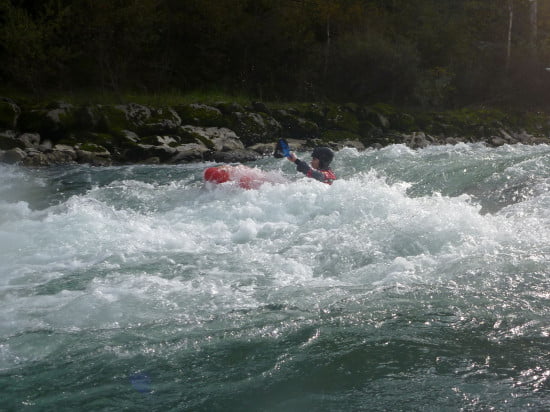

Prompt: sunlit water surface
xmin=1 ymin=143 xmax=549 ymax=411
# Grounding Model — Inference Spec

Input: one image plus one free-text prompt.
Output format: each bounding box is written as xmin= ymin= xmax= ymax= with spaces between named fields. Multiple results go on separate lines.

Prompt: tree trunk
xmin=530 ymin=0 xmax=538 ymax=56
xmin=506 ymin=0 xmax=513 ymax=72
xmin=323 ymin=14 xmax=331 ymax=79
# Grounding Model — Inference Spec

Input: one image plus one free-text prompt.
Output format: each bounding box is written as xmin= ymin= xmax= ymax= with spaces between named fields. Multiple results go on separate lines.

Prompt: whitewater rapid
xmin=0 ymin=143 xmax=549 ymax=410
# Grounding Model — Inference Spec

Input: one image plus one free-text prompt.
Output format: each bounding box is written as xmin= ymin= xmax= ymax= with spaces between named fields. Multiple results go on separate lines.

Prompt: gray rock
xmin=171 ymin=143 xmax=210 ymax=163
xmin=214 ymin=102 xmax=245 ymax=115
xmin=118 ymin=103 xmax=152 ymax=126
xmin=45 ymin=147 xmax=77 ymax=164
xmin=38 ymin=140 xmax=53 ymax=152
xmin=0 ymin=130 xmax=17 ymax=138
xmin=18 ymin=103 xmax=74 ymax=140
xmin=405 ymin=132 xmax=430 ymax=149
xmin=212 ymin=149 xmax=259 ymax=163
xmin=76 ymin=147 xmax=112 ymax=166
xmin=209 ymin=128 xmax=245 ymax=152
xmin=176 ymin=103 xmax=226 ymax=127
xmin=19 ymin=133 xmax=41 ymax=148
xmin=273 ymin=109 xmax=320 ymax=139
xmin=250 ymin=101 xmax=270 ymax=114
xmin=489 ymin=136 xmax=506 ymax=147
xmin=1 ymin=147 xmax=26 ymax=164
xmin=74 ymin=105 xmax=101 ymax=130
xmin=22 ymin=149 xmax=50 ymax=166
xmin=122 ymin=143 xmax=177 ymax=163
xmin=230 ymin=112 xmax=281 ymax=145
xmin=179 ymin=125 xmax=244 ymax=152
xmin=53 ymin=144 xmax=77 ymax=161
xmin=513 ymin=131 xmax=536 ymax=144
xmin=499 ymin=128 xmax=516 ymax=143
xmin=248 ymin=142 xmax=276 ymax=156
xmin=120 ymin=129 xmax=139 ymax=143
xmin=0 ymin=133 xmax=25 ymax=150
xmin=340 ymin=140 xmax=365 ymax=151
xmin=138 ymin=107 xmax=181 ymax=135
xmin=140 ymin=135 xmax=180 ymax=146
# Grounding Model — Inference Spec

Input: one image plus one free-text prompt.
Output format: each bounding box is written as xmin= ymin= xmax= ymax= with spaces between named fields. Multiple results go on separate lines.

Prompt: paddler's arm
xmin=287 ymin=153 xmax=326 ymax=182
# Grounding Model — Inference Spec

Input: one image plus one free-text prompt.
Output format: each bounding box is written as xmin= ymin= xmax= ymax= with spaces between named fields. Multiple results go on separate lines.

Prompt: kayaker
xmin=287 ymin=146 xmax=336 ymax=184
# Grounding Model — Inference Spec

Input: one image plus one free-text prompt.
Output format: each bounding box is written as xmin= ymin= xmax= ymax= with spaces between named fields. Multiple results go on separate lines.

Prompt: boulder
xmin=248 ymin=142 xmax=276 ymax=156
xmin=76 ymin=144 xmax=112 ymax=166
xmin=137 ymin=107 xmax=181 ymax=135
xmin=405 ymin=132 xmax=433 ymax=149
xmin=512 ymin=130 xmax=537 ymax=144
xmin=295 ymin=103 xmax=326 ymax=124
xmin=39 ymin=145 xmax=78 ymax=164
xmin=73 ymin=105 xmax=102 ymax=130
xmin=488 ymin=136 xmax=506 ymax=147
xmin=176 ymin=103 xmax=227 ymax=127
xmin=123 ymin=144 xmax=153 ymax=163
xmin=38 ymin=139 xmax=53 ymax=152
xmin=1 ymin=147 xmax=26 ymax=164
xmin=140 ymin=135 xmax=180 ymax=147
xmin=250 ymin=101 xmax=270 ymax=114
xmin=209 ymin=128 xmax=245 ymax=152
xmin=122 ymin=144 xmax=177 ymax=163
xmin=19 ymin=133 xmax=41 ymax=148
xmin=121 ymin=103 xmax=152 ymax=126
xmin=326 ymin=105 xmax=360 ymax=133
xmin=272 ymin=109 xmax=320 ymax=139
xmin=212 ymin=149 xmax=259 ymax=163
xmin=339 ymin=140 xmax=365 ymax=151
xmin=120 ymin=129 xmax=140 ymax=143
xmin=171 ymin=143 xmax=210 ymax=163
xmin=178 ymin=125 xmax=244 ymax=152
xmin=0 ymin=133 xmax=25 ymax=150
xmin=230 ymin=112 xmax=281 ymax=145
xmin=321 ymin=129 xmax=362 ymax=143
xmin=214 ymin=102 xmax=245 ymax=115
xmin=22 ymin=149 xmax=50 ymax=166
xmin=96 ymin=105 xmax=133 ymax=134
xmin=53 ymin=144 xmax=78 ymax=162
xmin=18 ymin=102 xmax=75 ymax=141
xmin=444 ymin=137 xmax=460 ymax=145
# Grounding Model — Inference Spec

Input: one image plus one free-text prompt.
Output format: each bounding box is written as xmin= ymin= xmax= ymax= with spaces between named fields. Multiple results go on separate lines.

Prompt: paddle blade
xmin=274 ymin=139 xmax=291 ymax=158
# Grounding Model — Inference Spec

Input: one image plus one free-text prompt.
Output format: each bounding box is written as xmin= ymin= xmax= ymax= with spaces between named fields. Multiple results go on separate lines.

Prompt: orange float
xmin=203 ymin=165 xmax=283 ymax=189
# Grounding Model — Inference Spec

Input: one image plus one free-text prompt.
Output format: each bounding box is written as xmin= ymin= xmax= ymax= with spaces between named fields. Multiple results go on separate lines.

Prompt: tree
xmin=0 ymin=0 xmax=71 ymax=93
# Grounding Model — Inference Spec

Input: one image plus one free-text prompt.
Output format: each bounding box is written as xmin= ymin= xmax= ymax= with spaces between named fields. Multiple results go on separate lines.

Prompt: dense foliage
xmin=1 ymin=0 xmax=550 ymax=107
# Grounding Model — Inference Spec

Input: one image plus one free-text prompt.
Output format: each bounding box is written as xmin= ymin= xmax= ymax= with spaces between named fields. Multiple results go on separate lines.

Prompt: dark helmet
xmin=311 ymin=147 xmax=334 ymax=169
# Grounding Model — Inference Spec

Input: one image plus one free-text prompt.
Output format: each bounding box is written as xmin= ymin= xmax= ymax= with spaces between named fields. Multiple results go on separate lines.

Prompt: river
xmin=1 ymin=143 xmax=549 ymax=410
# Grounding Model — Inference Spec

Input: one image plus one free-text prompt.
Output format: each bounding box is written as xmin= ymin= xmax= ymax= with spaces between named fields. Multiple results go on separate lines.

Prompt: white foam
xmin=0 ymin=145 xmax=548 ymax=358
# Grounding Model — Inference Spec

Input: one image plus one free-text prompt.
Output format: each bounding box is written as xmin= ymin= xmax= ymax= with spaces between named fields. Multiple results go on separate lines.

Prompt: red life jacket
xmin=307 ymin=168 xmax=336 ymax=184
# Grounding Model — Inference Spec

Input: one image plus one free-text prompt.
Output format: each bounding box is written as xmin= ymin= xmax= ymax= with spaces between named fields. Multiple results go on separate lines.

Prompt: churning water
xmin=0 ymin=143 xmax=549 ymax=411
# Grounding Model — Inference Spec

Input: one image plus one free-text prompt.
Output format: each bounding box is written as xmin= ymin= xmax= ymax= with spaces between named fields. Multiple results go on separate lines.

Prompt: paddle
xmin=273 ymin=138 xmax=291 ymax=158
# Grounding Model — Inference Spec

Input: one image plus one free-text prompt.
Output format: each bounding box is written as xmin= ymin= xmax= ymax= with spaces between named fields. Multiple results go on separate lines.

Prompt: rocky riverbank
xmin=1 ymin=97 xmax=549 ymax=167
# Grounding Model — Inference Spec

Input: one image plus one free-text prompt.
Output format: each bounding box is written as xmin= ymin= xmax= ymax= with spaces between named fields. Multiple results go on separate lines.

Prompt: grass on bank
xmin=0 ymin=88 xmax=255 ymax=107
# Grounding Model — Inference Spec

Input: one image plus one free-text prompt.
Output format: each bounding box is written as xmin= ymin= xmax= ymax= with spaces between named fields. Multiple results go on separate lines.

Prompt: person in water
xmin=287 ymin=146 xmax=336 ymax=184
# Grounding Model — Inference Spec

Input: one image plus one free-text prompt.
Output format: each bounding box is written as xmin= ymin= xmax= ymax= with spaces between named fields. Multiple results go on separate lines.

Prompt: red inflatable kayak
xmin=203 ymin=165 xmax=284 ymax=189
